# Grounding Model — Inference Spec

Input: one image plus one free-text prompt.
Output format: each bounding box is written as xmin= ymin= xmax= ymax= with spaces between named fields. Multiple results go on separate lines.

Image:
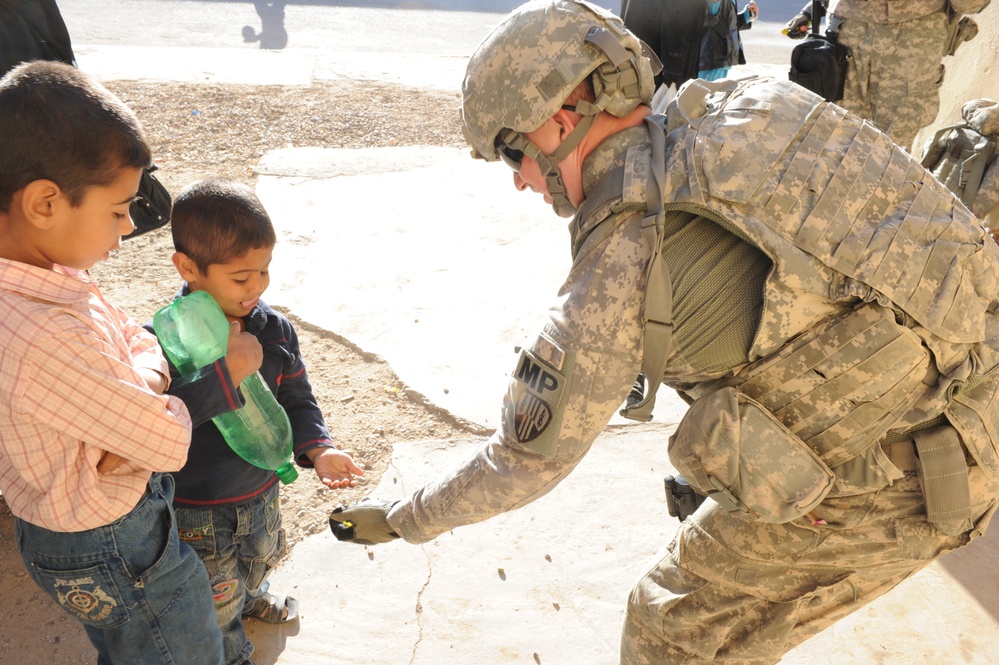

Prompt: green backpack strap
xmin=573 ymin=114 xmax=675 ymax=423
xmin=618 ymin=214 xmax=674 ymax=421
xmin=619 ymin=114 xmax=674 ymax=422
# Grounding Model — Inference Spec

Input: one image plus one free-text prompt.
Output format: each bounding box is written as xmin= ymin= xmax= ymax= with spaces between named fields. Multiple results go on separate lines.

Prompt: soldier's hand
xmin=329 ymin=498 xmax=400 ymax=545
xmin=784 ymin=13 xmax=810 ymax=38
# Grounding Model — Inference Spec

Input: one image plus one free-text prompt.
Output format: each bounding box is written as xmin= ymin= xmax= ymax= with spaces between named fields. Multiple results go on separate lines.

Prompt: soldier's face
xmin=513 ymin=153 xmax=554 ymax=207
xmin=511 ymin=114 xmax=584 ymax=218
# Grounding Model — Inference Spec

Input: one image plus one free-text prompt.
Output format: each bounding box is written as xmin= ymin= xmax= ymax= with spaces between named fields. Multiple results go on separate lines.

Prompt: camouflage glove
xmin=329 ymin=498 xmax=400 ymax=545
xmin=785 ymin=13 xmax=810 ymax=38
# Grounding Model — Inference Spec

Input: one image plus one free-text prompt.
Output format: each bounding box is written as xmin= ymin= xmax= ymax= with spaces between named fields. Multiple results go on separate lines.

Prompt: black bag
xmin=1 ymin=0 xmax=171 ymax=239
xmin=0 ymin=0 xmax=75 ymax=70
xmin=788 ymin=0 xmax=849 ymax=102
xmin=126 ymin=165 xmax=172 ymax=239
xmin=622 ymin=0 xmax=702 ymax=88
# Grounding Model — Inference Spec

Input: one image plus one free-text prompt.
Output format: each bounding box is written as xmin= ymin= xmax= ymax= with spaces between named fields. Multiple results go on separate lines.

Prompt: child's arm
xmin=145 ymin=321 xmax=264 ymax=427
xmin=306 ymin=446 xmax=364 ymax=489
xmin=273 ymin=319 xmax=363 ymax=488
xmin=136 ymin=367 xmax=169 ymax=395
xmin=22 ymin=318 xmax=192 ymax=474
xmin=121 ymin=307 xmax=172 ymax=393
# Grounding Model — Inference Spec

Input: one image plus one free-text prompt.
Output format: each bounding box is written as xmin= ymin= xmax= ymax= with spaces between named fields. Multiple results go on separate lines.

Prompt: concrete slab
xmin=77 ymin=45 xmax=316 ymax=86
xmin=258 ymin=146 xmax=565 ymax=431
xmin=77 ymin=44 xmax=468 ymax=90
xmin=247 ymin=427 xmax=999 ymax=665
xmin=247 ymin=425 xmax=676 ymax=665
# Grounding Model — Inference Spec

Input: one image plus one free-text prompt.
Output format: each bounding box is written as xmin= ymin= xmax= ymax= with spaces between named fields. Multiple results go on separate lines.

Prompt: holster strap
xmin=912 ymin=425 xmax=973 ymax=536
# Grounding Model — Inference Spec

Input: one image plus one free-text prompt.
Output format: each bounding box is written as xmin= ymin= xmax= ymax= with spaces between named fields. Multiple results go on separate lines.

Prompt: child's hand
xmin=225 ymin=321 xmax=263 ymax=386
xmin=308 ymin=447 xmax=365 ymax=490
xmin=97 ymin=450 xmax=127 ymax=474
xmin=138 ymin=367 xmax=168 ymax=394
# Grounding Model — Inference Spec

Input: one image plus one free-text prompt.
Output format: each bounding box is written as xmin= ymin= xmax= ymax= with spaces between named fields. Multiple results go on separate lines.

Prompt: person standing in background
xmin=785 ymin=0 xmax=993 ymax=152
xmin=622 ymin=0 xmax=757 ymax=88
xmin=697 ymin=0 xmax=758 ymax=81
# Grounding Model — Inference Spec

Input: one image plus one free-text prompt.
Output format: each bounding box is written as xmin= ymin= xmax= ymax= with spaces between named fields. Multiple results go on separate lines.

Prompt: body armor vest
xmin=574 ymin=77 xmax=999 ymax=527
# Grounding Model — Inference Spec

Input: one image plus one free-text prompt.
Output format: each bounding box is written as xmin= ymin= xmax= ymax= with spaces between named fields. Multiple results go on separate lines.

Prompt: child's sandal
xmin=243 ymin=591 xmax=299 ymax=624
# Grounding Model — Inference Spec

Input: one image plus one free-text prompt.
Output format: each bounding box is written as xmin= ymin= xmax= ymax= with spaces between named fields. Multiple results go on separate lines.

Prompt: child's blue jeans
xmin=176 ymin=481 xmax=286 ymax=665
xmin=15 ymin=472 xmax=224 ymax=665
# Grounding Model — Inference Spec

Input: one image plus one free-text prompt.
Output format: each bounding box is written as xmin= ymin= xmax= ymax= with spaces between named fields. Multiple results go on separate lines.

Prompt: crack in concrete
xmin=389 ymin=456 xmax=435 ymax=665
xmin=409 ymin=545 xmax=433 ymax=665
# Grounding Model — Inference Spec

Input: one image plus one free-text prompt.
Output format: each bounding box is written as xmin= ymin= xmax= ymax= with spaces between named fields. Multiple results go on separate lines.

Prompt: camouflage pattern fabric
xmin=976 ymin=159 xmax=999 ymax=223
xmin=965 ymin=98 xmax=999 ymax=136
xmin=834 ymin=10 xmax=949 ymax=152
xmin=387 ymin=2 xmax=999 ymax=662
xmin=827 ymin=0 xmax=992 ymax=151
xmin=460 ymin=0 xmax=655 ymax=162
xmin=659 ymin=77 xmax=998 ymax=366
xmin=621 ymin=448 xmax=998 ymax=664
xmin=827 ymin=0 xmax=946 ymax=24
xmin=964 ymin=99 xmax=999 ymax=223
xmin=389 ymin=77 xmax=999 ymax=661
xmin=828 ymin=0 xmax=992 ymax=22
xmin=630 ymin=77 xmax=999 ymax=661
xmin=920 ymin=118 xmax=996 ymax=223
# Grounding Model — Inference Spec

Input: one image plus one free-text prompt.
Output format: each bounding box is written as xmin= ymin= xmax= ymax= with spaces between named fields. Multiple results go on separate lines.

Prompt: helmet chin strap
xmin=519 ymin=24 xmax=647 ymax=216
xmin=522 ymin=112 xmax=597 ymax=217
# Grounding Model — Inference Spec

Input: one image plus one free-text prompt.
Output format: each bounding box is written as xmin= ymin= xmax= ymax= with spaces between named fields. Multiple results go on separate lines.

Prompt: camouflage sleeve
xmin=973 ymin=161 xmax=999 ymax=223
xmin=828 ymin=0 xmax=946 ymax=23
xmin=950 ymin=0 xmax=992 ymax=15
xmin=388 ymin=211 xmax=650 ymax=543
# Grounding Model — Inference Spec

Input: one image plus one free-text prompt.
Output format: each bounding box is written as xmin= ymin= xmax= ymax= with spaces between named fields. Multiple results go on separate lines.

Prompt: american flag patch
xmin=515 ymin=392 xmax=553 ymax=442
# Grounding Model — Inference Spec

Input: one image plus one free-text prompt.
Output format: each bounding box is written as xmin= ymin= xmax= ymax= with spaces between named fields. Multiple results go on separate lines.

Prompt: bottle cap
xmin=276 ymin=463 xmax=299 ymax=485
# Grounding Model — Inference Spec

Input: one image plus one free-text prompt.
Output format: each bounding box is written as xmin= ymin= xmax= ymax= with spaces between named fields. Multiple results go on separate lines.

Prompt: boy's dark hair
xmin=0 ymin=60 xmax=151 ymax=212
xmin=171 ymin=178 xmax=277 ymax=273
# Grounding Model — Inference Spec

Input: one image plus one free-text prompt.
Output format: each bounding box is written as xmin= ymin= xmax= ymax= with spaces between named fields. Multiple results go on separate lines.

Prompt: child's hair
xmin=0 ymin=61 xmax=151 ymax=213
xmin=171 ymin=178 xmax=277 ymax=273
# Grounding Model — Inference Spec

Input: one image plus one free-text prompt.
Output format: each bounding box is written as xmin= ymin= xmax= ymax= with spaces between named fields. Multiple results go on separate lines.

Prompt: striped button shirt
xmin=0 ymin=259 xmax=192 ymax=532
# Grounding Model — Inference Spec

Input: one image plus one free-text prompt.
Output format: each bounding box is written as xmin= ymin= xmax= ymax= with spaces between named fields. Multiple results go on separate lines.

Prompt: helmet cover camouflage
xmin=963 ymin=98 xmax=999 ymax=137
xmin=460 ymin=0 xmax=656 ymax=161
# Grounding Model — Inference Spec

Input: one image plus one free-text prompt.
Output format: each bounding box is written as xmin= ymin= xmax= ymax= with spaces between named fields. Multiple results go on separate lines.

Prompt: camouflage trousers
xmin=621 ymin=438 xmax=999 ymax=664
xmin=836 ymin=11 xmax=949 ymax=153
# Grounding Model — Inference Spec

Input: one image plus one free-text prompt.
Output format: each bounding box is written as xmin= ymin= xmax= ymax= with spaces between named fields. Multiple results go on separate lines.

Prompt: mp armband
xmin=506 ymin=333 xmax=573 ymax=458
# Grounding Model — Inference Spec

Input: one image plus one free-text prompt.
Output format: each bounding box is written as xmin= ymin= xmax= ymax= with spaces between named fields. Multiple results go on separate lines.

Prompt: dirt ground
xmin=0 ymin=78 xmax=487 ymax=664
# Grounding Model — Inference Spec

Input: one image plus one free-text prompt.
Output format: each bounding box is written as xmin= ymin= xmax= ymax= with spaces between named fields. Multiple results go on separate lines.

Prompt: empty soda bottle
xmin=153 ymin=290 xmax=298 ymax=484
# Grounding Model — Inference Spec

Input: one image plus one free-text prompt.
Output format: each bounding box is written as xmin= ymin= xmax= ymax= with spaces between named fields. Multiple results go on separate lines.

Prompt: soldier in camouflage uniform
xmin=921 ymin=97 xmax=999 ymax=226
xmin=787 ymin=0 xmax=992 ymax=153
xmin=329 ymin=1 xmax=999 ymax=662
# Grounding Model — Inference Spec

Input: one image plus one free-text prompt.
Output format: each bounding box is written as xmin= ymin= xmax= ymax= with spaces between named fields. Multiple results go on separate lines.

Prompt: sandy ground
xmin=0 ymin=78 xmax=477 ymax=664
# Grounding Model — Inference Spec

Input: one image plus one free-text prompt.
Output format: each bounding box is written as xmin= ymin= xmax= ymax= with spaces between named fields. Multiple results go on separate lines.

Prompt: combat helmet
xmin=460 ymin=0 xmax=659 ymax=216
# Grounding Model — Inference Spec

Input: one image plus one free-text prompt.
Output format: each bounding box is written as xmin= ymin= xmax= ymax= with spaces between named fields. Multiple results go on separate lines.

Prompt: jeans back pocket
xmin=29 ymin=561 xmax=130 ymax=628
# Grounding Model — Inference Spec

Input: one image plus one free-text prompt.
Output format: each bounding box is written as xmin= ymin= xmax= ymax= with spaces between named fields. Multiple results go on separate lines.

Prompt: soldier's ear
xmin=552 ymin=107 xmax=580 ymax=140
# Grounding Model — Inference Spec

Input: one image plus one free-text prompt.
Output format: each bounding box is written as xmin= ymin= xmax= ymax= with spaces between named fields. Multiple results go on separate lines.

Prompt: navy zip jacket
xmin=145 ymin=285 xmax=335 ymax=507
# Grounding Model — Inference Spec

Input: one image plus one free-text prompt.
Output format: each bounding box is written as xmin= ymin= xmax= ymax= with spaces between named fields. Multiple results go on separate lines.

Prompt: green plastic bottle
xmin=153 ymin=290 xmax=298 ymax=484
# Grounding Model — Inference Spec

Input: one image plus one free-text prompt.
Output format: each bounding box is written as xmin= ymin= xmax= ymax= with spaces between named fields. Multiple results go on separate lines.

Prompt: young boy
xmin=0 ymin=61 xmax=231 ymax=664
xmin=155 ymin=177 xmax=364 ymax=665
